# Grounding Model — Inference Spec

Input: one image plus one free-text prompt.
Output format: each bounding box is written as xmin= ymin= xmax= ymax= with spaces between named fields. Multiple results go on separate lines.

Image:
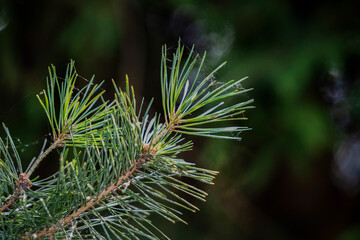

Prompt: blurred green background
xmin=1 ymin=0 xmax=360 ymax=239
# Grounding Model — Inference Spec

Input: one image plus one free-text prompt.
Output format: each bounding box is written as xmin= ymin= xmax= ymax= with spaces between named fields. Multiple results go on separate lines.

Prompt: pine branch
xmin=0 ymin=42 xmax=253 ymax=239
xmin=0 ymin=61 xmax=111 ymax=214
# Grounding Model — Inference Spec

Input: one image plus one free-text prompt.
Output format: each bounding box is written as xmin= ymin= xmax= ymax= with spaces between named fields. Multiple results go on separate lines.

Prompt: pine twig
xmin=26 ymin=137 xmax=65 ymax=177
xmin=0 ymin=42 xmax=253 ymax=239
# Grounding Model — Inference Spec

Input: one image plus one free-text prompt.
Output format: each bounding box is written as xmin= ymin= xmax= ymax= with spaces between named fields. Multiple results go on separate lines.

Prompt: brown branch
xmin=21 ymin=157 xmax=147 ymax=239
xmin=26 ymin=137 xmax=65 ymax=177
xmin=0 ymin=188 xmax=21 ymax=213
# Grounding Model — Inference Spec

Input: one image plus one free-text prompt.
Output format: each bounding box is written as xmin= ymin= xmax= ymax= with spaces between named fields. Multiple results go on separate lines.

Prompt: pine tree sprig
xmin=0 ymin=42 xmax=253 ymax=239
xmin=160 ymin=41 xmax=254 ymax=140
xmin=36 ymin=60 xmax=111 ymax=147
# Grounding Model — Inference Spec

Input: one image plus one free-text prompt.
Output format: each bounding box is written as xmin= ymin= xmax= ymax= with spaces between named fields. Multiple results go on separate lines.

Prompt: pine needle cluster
xmin=0 ymin=42 xmax=253 ymax=239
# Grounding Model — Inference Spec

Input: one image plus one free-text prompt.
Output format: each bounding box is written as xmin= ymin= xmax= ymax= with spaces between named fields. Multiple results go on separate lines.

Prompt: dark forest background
xmin=1 ymin=0 xmax=360 ymax=239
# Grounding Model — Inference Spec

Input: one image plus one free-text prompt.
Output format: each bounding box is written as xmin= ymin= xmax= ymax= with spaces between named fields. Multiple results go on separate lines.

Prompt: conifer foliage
xmin=0 ymin=43 xmax=253 ymax=239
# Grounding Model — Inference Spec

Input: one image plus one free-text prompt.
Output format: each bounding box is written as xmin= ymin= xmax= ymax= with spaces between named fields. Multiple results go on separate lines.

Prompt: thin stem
xmin=26 ymin=137 xmax=65 ymax=177
xmin=21 ymin=157 xmax=148 ymax=239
